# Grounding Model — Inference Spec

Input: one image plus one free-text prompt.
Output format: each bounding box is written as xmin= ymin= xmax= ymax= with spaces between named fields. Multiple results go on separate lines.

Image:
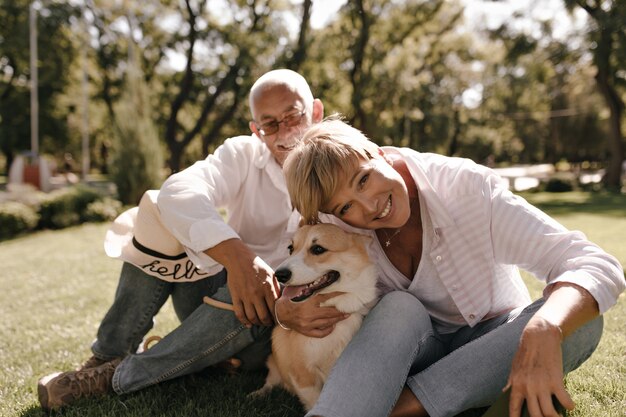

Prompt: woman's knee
xmin=562 ymin=315 xmax=604 ymax=373
xmin=369 ymin=291 xmax=431 ymax=333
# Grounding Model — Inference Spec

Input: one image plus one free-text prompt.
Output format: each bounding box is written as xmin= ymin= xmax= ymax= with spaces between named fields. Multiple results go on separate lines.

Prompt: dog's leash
xmin=203 ymin=296 xmax=235 ymax=311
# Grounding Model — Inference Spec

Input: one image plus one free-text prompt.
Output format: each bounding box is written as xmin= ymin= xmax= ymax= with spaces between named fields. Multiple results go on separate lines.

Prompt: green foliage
xmin=109 ymin=61 xmax=163 ymax=205
xmin=83 ymin=197 xmax=124 ymax=222
xmin=0 ymin=0 xmax=79 ymax=173
xmin=544 ymin=177 xmax=576 ymax=193
xmin=37 ymin=185 xmax=101 ymax=229
xmin=0 ymin=0 xmax=623 ymax=181
xmin=302 ymin=0 xmax=467 ymax=153
xmin=0 ymin=201 xmax=39 ymax=240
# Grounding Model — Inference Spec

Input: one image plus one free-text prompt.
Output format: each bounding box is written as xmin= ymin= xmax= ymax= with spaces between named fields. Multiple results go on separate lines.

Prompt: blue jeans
xmin=91 ymin=262 xmax=272 ymax=395
xmin=307 ymin=291 xmax=604 ymax=417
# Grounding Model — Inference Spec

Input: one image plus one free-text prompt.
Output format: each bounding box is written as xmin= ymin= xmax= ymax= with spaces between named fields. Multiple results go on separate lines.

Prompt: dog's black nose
xmin=274 ymin=268 xmax=292 ymax=284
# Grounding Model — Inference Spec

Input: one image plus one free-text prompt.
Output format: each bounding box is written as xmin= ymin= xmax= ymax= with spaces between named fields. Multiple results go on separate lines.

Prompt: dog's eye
xmin=310 ymin=245 xmax=327 ymax=255
xmin=287 ymin=244 xmax=294 ymax=255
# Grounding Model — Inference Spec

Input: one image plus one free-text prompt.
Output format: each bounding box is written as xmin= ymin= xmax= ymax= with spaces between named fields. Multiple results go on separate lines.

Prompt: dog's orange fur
xmin=252 ymin=224 xmax=379 ymax=410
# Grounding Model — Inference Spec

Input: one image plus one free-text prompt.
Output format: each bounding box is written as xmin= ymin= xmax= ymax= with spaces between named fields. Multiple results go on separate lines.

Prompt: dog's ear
xmin=298 ymin=216 xmax=321 ymax=227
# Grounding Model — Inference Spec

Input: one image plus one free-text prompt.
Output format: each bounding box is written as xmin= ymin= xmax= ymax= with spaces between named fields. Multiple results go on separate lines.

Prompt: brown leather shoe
xmin=38 ymin=358 xmax=121 ymax=410
xmin=76 ymin=355 xmax=119 ymax=371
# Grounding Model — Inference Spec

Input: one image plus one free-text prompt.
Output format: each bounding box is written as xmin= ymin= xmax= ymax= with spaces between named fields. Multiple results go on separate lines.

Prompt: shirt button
xmin=469 ymin=314 xmax=475 ymax=320
xmin=435 ymin=255 xmax=442 ymax=262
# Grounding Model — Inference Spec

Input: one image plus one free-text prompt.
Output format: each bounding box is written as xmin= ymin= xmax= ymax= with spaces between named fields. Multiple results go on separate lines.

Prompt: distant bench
xmin=492 ymin=164 xmax=555 ymax=191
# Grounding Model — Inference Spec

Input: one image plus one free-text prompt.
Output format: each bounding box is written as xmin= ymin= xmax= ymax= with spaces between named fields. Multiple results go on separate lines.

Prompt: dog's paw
xmin=249 ymin=386 xmax=272 ymax=398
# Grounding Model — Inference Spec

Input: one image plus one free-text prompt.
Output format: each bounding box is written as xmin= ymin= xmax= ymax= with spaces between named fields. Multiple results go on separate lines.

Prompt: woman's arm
xmin=506 ymin=282 xmax=599 ymax=417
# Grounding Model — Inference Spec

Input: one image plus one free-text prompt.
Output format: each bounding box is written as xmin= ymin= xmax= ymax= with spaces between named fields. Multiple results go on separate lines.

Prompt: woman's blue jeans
xmin=306 ymin=291 xmax=604 ymax=417
xmin=91 ymin=262 xmax=272 ymax=394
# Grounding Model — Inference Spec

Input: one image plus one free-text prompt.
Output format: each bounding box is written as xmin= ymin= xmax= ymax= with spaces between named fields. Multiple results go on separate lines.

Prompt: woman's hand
xmin=274 ymin=291 xmax=349 ymax=337
xmin=505 ymin=316 xmax=574 ymax=417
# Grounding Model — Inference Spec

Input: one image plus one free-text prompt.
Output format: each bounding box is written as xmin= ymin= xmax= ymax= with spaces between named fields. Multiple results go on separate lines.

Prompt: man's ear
xmin=312 ymin=99 xmax=324 ymax=123
xmin=378 ymin=147 xmax=393 ymax=165
xmin=249 ymin=121 xmax=261 ymax=138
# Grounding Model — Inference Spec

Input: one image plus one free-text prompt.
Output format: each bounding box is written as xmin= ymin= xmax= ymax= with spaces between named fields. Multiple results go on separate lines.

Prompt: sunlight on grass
xmin=1 ymin=191 xmax=624 ymax=416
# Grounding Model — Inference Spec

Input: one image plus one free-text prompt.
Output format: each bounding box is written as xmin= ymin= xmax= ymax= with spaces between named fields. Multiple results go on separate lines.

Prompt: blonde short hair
xmin=284 ymin=118 xmax=380 ymax=224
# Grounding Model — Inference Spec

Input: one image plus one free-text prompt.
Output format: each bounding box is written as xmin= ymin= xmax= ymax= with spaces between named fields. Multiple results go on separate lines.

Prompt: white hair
xmin=249 ymin=69 xmax=314 ymax=118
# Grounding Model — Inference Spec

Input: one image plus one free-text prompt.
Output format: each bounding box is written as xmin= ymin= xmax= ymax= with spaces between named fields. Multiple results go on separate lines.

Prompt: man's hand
xmin=205 ymin=239 xmax=280 ymax=327
xmin=505 ymin=316 xmax=573 ymax=417
xmin=275 ymin=291 xmax=349 ymax=337
xmin=228 ymin=256 xmax=280 ymax=327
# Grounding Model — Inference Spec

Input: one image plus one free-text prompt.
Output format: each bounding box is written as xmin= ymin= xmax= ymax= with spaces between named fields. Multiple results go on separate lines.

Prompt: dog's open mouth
xmin=281 ymin=270 xmax=340 ymax=302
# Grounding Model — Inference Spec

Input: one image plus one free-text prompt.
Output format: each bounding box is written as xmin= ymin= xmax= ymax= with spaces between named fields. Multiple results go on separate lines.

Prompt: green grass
xmin=1 ymin=191 xmax=625 ymax=417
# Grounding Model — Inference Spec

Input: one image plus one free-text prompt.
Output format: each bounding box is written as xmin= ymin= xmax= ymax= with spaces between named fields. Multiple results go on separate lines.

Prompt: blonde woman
xmin=276 ymin=119 xmax=624 ymax=417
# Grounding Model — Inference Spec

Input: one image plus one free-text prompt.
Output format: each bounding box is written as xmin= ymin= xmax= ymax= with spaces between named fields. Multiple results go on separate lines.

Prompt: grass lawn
xmin=1 ymin=191 xmax=624 ymax=417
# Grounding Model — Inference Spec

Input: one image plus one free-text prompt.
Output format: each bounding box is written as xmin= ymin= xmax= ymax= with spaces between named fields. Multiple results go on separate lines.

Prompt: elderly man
xmin=38 ymin=69 xmax=344 ymax=410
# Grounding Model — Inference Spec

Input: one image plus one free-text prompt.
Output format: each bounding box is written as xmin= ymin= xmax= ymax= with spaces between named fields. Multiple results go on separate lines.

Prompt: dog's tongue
xmin=280 ymin=285 xmax=307 ymax=300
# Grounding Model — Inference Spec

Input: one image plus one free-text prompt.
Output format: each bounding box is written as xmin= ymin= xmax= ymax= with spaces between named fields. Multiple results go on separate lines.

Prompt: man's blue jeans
xmin=307 ymin=291 xmax=604 ymax=417
xmin=91 ymin=262 xmax=272 ymax=395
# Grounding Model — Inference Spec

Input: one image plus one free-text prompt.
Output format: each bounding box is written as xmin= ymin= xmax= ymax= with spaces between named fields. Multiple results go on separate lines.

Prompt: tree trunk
xmin=348 ymin=0 xmax=371 ymax=132
xmin=574 ymin=0 xmax=625 ymax=189
xmin=594 ymin=56 xmax=624 ymax=189
xmin=287 ymin=0 xmax=312 ymax=72
xmin=168 ymin=142 xmax=183 ymax=174
xmin=448 ymin=108 xmax=461 ymax=156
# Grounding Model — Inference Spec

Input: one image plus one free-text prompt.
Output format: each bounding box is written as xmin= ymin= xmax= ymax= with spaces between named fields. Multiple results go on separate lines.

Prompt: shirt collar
xmin=398 ymin=148 xmax=455 ymax=228
xmin=253 ymin=134 xmax=289 ymax=195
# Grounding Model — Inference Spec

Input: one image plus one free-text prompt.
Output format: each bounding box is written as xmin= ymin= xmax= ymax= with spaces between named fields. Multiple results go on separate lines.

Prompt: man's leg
xmin=306 ymin=291 xmax=446 ymax=417
xmin=170 ymin=270 xmax=227 ymax=322
xmin=39 ymin=262 xmax=175 ymax=410
xmin=169 ymin=270 xmax=270 ymax=371
xmin=112 ymin=284 xmax=273 ymax=394
xmin=39 ymin=281 xmax=272 ymax=410
xmin=408 ymin=299 xmax=604 ymax=417
xmin=91 ymin=262 xmax=173 ymax=361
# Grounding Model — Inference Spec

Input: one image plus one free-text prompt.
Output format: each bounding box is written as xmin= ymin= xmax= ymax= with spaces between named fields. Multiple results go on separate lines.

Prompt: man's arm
xmin=158 ymin=138 xmax=282 ymax=326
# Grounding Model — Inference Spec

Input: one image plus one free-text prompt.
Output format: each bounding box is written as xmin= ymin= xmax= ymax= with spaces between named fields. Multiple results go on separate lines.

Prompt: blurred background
xmin=1 ymin=0 xmax=624 ymax=213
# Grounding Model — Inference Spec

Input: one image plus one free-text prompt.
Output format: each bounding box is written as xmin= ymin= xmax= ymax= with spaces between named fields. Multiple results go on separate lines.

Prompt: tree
xmin=0 ymin=0 xmax=78 ymax=174
xmin=160 ymin=0 xmax=303 ymax=172
xmin=276 ymin=0 xmax=313 ymax=72
xmin=86 ymin=0 xmax=305 ymax=172
xmin=109 ymin=57 xmax=163 ymax=205
xmin=474 ymin=9 xmax=611 ymax=167
xmin=564 ymin=0 xmax=625 ymax=189
xmin=303 ymin=0 xmax=469 ymax=153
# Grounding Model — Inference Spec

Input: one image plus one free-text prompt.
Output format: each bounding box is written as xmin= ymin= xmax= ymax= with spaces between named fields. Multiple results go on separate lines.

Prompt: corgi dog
xmin=252 ymin=223 xmax=379 ymax=411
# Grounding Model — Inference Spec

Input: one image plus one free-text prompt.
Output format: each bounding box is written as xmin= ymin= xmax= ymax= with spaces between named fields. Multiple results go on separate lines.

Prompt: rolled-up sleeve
xmin=157 ymin=138 xmax=250 ymax=271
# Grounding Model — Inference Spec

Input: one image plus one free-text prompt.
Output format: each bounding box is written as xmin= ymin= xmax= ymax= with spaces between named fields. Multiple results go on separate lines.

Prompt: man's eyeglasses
xmin=255 ymin=110 xmax=306 ymax=136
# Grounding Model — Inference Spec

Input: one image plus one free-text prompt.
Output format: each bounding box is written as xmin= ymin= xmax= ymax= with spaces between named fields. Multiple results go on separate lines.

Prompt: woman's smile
xmin=376 ymin=196 xmax=392 ymax=220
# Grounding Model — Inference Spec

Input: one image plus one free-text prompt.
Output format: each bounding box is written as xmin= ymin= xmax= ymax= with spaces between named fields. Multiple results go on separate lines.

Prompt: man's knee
xmin=236 ymin=326 xmax=273 ymax=370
